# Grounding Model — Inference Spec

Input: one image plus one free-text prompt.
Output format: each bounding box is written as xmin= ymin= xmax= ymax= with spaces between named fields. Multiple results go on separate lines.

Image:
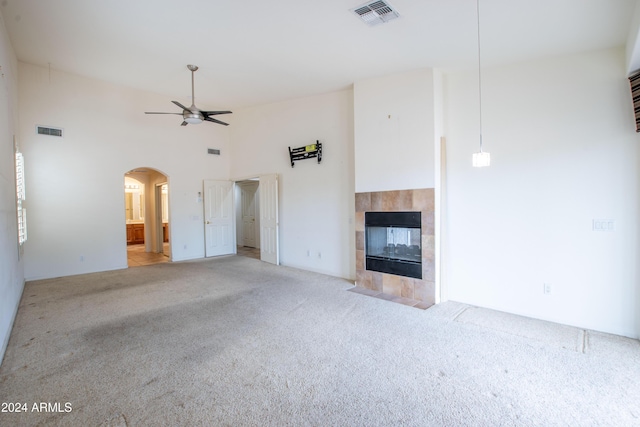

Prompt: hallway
xmin=237 ymin=246 xmax=260 ymax=260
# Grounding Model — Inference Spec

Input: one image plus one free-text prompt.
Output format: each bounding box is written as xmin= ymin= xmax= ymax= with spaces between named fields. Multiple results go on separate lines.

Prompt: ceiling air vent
xmin=350 ymin=0 xmax=400 ymax=26
xmin=208 ymin=148 xmax=221 ymax=155
xmin=36 ymin=125 xmax=63 ymax=138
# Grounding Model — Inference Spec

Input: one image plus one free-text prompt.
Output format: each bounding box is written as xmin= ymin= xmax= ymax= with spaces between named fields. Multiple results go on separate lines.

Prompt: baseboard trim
xmin=0 ymin=277 xmax=26 ymax=368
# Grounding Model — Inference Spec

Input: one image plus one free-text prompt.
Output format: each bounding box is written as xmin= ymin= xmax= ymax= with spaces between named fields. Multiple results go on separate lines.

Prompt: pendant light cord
xmin=477 ymin=0 xmax=483 ymax=152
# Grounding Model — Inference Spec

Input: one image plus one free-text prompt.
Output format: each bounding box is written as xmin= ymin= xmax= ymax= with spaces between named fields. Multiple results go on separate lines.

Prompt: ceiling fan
xmin=145 ymin=64 xmax=232 ymax=126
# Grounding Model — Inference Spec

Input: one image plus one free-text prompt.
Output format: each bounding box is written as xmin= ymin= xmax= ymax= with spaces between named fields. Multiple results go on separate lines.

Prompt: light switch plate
xmin=592 ymin=219 xmax=615 ymax=232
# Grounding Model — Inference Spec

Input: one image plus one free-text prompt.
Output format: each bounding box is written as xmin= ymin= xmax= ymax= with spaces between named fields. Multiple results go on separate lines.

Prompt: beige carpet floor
xmin=1 ymin=256 xmax=639 ymax=426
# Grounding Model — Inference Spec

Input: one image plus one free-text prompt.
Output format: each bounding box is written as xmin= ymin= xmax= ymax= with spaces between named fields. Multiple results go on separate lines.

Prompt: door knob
xmin=206 ymin=221 xmax=210 ymax=224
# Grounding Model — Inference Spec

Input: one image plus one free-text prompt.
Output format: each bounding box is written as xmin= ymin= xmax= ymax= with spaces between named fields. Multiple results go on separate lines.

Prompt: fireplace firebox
xmin=365 ymin=211 xmax=422 ymax=279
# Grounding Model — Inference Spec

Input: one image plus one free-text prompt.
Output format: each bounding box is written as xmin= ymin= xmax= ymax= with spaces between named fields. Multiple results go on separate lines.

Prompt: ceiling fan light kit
xmin=184 ymin=114 xmax=203 ymax=125
xmin=145 ymin=64 xmax=232 ymax=126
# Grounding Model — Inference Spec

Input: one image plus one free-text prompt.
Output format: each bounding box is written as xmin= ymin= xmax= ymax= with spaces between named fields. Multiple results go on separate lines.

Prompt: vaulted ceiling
xmin=1 ymin=0 xmax=636 ymax=109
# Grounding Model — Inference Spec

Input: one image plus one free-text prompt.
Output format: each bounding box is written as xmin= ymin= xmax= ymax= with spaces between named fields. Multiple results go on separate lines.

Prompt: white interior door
xmin=259 ymin=174 xmax=279 ymax=265
xmin=204 ymin=180 xmax=235 ymax=257
xmin=241 ymin=182 xmax=258 ymax=248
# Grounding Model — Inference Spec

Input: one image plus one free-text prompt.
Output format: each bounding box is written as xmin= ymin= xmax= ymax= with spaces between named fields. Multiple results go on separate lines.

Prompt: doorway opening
xmin=124 ymin=168 xmax=171 ymax=267
xmin=235 ymin=179 xmax=261 ymax=260
xmin=202 ymin=175 xmax=278 ymax=263
xmin=233 ymin=174 xmax=278 ymax=264
xmin=202 ymin=174 xmax=278 ymax=264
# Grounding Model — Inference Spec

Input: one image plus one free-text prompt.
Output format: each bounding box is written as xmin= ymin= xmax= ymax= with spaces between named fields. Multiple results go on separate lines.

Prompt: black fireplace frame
xmin=365 ymin=211 xmax=422 ymax=280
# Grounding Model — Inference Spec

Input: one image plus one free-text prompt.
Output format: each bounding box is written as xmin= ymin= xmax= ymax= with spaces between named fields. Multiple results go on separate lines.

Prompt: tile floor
xmin=127 ymin=244 xmax=170 ymax=267
xmin=127 ymin=244 xmax=260 ymax=267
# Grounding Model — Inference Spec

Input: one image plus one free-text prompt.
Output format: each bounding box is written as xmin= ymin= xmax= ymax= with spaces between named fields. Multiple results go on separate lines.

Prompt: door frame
xmin=237 ymin=180 xmax=260 ymax=249
xmin=155 ymin=182 xmax=170 ymax=257
xmin=232 ymin=173 xmax=279 ymax=264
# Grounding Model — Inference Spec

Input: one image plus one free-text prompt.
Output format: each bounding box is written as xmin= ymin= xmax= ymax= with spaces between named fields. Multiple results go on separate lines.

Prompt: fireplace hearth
xmin=355 ymin=188 xmax=435 ymax=306
xmin=365 ymin=211 xmax=422 ymax=279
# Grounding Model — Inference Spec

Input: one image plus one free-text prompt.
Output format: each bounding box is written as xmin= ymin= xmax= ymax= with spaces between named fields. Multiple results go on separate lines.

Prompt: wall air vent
xmin=208 ymin=148 xmax=221 ymax=155
xmin=36 ymin=125 xmax=63 ymax=137
xmin=350 ymin=0 xmax=400 ymax=26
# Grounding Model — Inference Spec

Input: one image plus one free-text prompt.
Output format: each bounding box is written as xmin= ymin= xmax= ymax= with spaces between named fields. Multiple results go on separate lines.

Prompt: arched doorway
xmin=124 ymin=168 xmax=171 ymax=267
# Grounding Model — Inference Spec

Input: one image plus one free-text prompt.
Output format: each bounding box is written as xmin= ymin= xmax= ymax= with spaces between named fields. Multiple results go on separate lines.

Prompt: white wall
xmin=354 ymin=69 xmax=436 ymax=192
xmin=626 ymin=0 xmax=640 ymax=75
xmin=637 ymin=135 xmax=640 ymax=338
xmin=230 ymin=90 xmax=355 ymax=279
xmin=0 ymin=9 xmax=23 ymax=365
xmin=443 ymin=47 xmax=640 ymax=338
xmin=19 ymin=63 xmax=231 ymax=280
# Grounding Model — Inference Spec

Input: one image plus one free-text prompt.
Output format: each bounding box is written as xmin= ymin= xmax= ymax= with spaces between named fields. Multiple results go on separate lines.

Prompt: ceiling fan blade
xmin=146 ymin=66 xmax=232 ymax=127
xmin=204 ymin=117 xmax=229 ymax=126
xmin=172 ymin=100 xmax=190 ymax=111
xmin=201 ymin=110 xmax=232 ymax=116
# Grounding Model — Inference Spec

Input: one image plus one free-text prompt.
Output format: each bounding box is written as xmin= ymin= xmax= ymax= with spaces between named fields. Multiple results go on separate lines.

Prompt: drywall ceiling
xmin=1 ymin=0 xmax=636 ymax=110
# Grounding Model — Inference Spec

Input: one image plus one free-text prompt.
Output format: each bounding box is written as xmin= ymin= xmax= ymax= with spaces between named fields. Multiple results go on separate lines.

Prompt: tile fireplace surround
xmin=355 ymin=188 xmax=435 ymax=308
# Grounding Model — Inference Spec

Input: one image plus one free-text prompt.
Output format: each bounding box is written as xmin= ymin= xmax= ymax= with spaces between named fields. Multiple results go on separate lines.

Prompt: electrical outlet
xmin=79 ymin=255 xmax=84 ymax=262
xmin=543 ymin=283 xmax=552 ymax=295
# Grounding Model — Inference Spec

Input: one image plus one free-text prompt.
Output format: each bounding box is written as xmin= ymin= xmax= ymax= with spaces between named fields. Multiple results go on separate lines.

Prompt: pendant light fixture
xmin=472 ymin=0 xmax=490 ymax=168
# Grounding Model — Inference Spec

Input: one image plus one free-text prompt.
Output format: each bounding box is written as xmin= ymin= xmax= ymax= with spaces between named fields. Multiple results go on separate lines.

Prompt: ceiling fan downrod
xmin=187 ymin=64 xmax=198 ymax=108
